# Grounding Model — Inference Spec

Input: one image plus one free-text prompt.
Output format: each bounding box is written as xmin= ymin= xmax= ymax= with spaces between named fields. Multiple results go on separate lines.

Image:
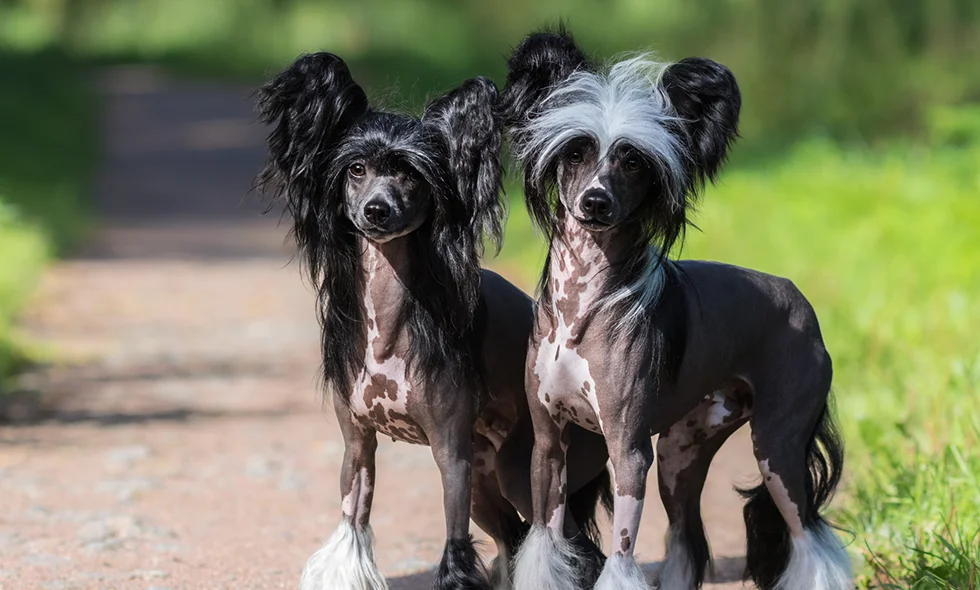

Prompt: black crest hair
xmin=256 ymin=53 xmax=504 ymax=403
xmin=498 ymin=25 xmax=594 ymax=130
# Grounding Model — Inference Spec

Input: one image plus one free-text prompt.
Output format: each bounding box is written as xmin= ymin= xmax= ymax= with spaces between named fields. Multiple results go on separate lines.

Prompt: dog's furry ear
xmin=499 ymin=26 xmax=592 ymax=128
xmin=255 ymin=52 xmax=369 ymax=276
xmin=423 ymin=76 xmax=504 ymax=254
xmin=661 ymin=57 xmax=741 ymax=188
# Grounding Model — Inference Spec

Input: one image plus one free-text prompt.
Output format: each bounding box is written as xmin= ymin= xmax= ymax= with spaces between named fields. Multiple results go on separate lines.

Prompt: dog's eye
xmin=348 ymin=163 xmax=366 ymax=178
xmin=567 ymin=150 xmax=584 ymax=165
xmin=624 ymin=154 xmax=643 ymax=172
xmin=406 ymin=167 xmax=421 ymax=182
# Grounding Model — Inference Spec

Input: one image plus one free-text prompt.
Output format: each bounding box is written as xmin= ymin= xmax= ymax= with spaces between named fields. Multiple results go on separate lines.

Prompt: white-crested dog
xmin=500 ymin=29 xmax=852 ymax=590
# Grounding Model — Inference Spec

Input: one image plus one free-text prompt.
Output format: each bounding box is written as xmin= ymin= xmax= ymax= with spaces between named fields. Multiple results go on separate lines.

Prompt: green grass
xmin=494 ymin=139 xmax=980 ymax=586
xmin=0 ymin=50 xmax=96 ymax=386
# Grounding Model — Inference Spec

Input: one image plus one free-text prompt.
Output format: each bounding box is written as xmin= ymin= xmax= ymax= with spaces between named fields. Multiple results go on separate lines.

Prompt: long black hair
xmin=256 ymin=53 xmax=503 ymax=403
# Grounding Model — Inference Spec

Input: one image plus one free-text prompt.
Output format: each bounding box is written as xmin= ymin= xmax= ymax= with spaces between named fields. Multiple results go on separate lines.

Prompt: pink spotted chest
xmin=347 ymin=256 xmax=428 ymax=445
xmin=531 ymin=233 xmax=607 ymax=434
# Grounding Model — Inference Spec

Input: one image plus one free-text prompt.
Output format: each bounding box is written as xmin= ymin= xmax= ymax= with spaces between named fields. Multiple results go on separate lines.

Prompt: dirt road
xmin=0 ymin=68 xmax=756 ymax=589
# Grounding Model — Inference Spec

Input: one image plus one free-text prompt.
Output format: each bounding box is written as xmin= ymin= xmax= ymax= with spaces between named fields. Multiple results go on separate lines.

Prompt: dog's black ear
xmin=255 ymin=52 xmax=369 ymax=275
xmin=499 ymin=26 xmax=592 ymax=128
xmin=661 ymin=57 xmax=741 ymax=188
xmin=423 ymin=76 xmax=504 ymax=254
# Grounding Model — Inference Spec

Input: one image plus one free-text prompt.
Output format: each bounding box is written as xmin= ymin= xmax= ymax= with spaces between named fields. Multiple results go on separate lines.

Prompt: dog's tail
xmin=739 ymin=400 xmax=850 ymax=589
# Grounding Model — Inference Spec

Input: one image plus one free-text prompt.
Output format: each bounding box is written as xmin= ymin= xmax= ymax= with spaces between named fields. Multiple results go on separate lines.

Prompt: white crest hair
xmin=516 ymin=53 xmax=687 ymax=201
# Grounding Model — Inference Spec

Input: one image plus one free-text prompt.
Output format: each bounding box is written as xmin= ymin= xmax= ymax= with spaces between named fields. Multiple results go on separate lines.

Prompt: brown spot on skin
xmin=368 ymin=403 xmax=388 ymax=426
xmin=620 ymin=528 xmax=629 ymax=536
xmin=548 ymin=330 xmax=557 ymax=344
xmin=555 ymin=347 xmax=560 ymax=361
xmin=363 ymin=373 xmax=398 ymax=408
xmin=620 ymin=535 xmax=631 ymax=553
xmin=544 ymin=393 xmax=551 ymax=403
xmin=583 ymin=381 xmax=591 ymax=392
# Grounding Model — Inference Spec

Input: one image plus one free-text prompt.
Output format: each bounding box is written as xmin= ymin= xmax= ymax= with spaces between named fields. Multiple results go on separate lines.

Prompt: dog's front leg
xmin=595 ymin=428 xmax=654 ymax=590
xmin=513 ymin=410 xmax=583 ymax=590
xmin=301 ymin=395 xmax=385 ymax=590
xmin=430 ymin=413 xmax=492 ymax=590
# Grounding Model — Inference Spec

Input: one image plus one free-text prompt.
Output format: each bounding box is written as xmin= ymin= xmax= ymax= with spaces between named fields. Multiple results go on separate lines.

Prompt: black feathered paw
xmin=434 ymin=537 xmax=493 ymax=590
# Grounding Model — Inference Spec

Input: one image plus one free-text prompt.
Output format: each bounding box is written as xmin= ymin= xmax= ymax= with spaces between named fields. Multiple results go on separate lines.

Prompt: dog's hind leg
xmin=431 ymin=419 xmax=493 ymax=590
xmin=301 ymin=396 xmax=386 ymax=590
xmin=742 ymin=356 xmax=851 ymax=590
xmin=471 ymin=435 xmax=529 ymax=590
xmin=656 ymin=390 xmax=750 ymax=589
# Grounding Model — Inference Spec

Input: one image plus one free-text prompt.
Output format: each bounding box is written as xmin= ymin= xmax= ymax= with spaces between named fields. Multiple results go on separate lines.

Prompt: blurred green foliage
xmin=2 ymin=0 xmax=979 ymax=150
xmin=0 ymin=50 xmax=96 ymax=387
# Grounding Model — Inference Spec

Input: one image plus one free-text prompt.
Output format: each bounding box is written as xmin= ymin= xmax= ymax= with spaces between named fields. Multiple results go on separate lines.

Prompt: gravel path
xmin=0 ymin=68 xmax=756 ymax=589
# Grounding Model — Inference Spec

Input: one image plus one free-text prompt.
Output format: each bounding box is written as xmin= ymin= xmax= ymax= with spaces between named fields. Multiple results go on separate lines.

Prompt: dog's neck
xmin=361 ymin=236 xmax=412 ymax=354
xmin=546 ymin=212 xmax=641 ymax=332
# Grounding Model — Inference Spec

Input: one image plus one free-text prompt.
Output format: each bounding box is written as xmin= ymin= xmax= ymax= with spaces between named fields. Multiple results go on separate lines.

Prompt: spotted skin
xmin=522 ymin=210 xmax=845 ymax=589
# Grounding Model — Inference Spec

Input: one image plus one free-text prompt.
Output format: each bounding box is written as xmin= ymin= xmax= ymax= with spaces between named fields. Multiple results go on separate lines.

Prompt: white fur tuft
xmin=517 ymin=54 xmax=687 ymax=206
xmin=599 ymin=248 xmax=668 ymax=333
xmin=300 ymin=518 xmax=388 ymax=590
xmin=773 ymin=522 xmax=853 ymax=590
xmin=595 ymin=552 xmax=650 ymax=590
xmin=513 ymin=525 xmax=582 ymax=590
xmin=657 ymin=528 xmax=696 ymax=589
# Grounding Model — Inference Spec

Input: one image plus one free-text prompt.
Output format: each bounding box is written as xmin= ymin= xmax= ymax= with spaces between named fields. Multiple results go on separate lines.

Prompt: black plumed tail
xmin=739 ymin=482 xmax=791 ymax=588
xmin=435 ymin=536 xmax=492 ymax=590
xmin=739 ymin=402 xmax=845 ymax=588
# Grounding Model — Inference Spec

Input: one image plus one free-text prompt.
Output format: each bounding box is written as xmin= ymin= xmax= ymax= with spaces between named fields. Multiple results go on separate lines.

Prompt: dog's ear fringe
xmin=661 ymin=57 xmax=741 ymax=191
xmin=423 ymin=76 xmax=505 ymax=255
xmin=499 ymin=25 xmax=593 ymax=130
xmin=255 ymin=52 xmax=370 ymax=403
xmin=254 ymin=52 xmax=369 ymax=280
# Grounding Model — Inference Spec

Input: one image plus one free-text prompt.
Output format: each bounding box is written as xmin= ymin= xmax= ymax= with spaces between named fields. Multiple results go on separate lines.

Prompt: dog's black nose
xmin=581 ymin=191 xmax=612 ymax=220
xmin=363 ymin=200 xmax=392 ymax=226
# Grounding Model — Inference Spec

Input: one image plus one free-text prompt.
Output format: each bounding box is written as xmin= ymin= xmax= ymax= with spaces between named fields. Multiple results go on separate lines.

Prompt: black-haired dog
xmin=256 ymin=52 xmax=612 ymax=590
xmin=500 ymin=30 xmax=853 ymax=590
